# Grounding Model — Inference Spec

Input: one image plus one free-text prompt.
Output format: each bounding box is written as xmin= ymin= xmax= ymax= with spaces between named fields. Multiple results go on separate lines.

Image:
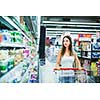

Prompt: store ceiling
xmin=41 ymin=16 xmax=100 ymax=36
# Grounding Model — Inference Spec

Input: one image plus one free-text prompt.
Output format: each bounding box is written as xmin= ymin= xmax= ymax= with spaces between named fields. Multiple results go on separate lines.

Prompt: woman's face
xmin=63 ymin=37 xmax=70 ymax=48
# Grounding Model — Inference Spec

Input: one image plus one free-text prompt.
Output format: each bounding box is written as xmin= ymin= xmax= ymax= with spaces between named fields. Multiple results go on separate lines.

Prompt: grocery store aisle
xmin=39 ymin=58 xmax=57 ymax=83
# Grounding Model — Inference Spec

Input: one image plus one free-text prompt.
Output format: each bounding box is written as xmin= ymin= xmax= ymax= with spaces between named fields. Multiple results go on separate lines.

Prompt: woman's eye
xmin=64 ymin=40 xmax=68 ymax=42
xmin=66 ymin=40 xmax=68 ymax=42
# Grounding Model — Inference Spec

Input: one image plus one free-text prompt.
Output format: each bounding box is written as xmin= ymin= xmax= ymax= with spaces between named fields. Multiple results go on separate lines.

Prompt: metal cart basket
xmin=54 ymin=67 xmax=92 ymax=83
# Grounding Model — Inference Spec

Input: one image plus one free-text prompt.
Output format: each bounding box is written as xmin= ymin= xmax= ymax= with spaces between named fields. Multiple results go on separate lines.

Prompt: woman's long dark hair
xmin=61 ymin=35 xmax=73 ymax=56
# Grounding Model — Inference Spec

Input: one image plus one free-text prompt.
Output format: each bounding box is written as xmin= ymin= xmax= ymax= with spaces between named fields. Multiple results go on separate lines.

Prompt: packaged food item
xmin=0 ymin=33 xmax=3 ymax=43
xmin=8 ymin=58 xmax=14 ymax=71
xmin=23 ymin=49 xmax=30 ymax=58
xmin=2 ymin=30 xmax=11 ymax=43
xmin=91 ymin=62 xmax=98 ymax=76
xmin=0 ymin=61 xmax=8 ymax=73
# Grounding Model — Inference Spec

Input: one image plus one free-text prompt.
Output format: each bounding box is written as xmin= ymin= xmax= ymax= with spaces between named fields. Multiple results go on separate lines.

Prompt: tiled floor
xmin=39 ymin=58 xmax=57 ymax=83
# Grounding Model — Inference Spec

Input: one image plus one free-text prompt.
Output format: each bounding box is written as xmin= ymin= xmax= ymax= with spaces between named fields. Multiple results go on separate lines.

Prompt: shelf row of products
xmin=0 ymin=30 xmax=34 ymax=47
xmin=0 ymin=49 xmax=29 ymax=74
xmin=0 ymin=56 xmax=38 ymax=83
xmin=0 ymin=16 xmax=38 ymax=83
xmin=75 ymin=36 xmax=100 ymax=59
xmin=82 ymin=59 xmax=100 ymax=76
xmin=74 ymin=33 xmax=100 ymax=82
xmin=0 ymin=47 xmax=38 ymax=82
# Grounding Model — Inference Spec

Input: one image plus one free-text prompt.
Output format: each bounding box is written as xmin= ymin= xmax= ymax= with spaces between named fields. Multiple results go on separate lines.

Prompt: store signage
xmin=78 ymin=34 xmax=92 ymax=38
xmin=78 ymin=33 xmax=92 ymax=46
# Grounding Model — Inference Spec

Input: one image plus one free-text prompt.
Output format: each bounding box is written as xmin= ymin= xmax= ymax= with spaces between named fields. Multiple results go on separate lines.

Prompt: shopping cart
xmin=53 ymin=67 xmax=90 ymax=83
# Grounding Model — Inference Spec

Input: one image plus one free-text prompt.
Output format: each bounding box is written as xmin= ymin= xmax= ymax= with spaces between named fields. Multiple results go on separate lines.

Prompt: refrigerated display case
xmin=0 ymin=16 xmax=39 ymax=83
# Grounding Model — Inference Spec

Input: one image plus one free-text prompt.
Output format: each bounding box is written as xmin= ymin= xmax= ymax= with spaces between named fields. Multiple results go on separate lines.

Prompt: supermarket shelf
xmin=75 ymin=49 xmax=91 ymax=52
xmin=82 ymin=56 xmax=91 ymax=59
xmin=20 ymin=63 xmax=32 ymax=83
xmin=79 ymin=56 xmax=100 ymax=59
xmin=79 ymin=56 xmax=91 ymax=59
xmin=81 ymin=50 xmax=91 ymax=52
xmin=1 ymin=16 xmax=32 ymax=42
xmin=0 ymin=42 xmax=27 ymax=48
xmin=92 ymin=57 xmax=100 ymax=59
xmin=92 ymin=50 xmax=100 ymax=52
xmin=8 ymin=16 xmax=32 ymax=42
xmin=20 ymin=57 xmax=38 ymax=83
xmin=0 ymin=58 xmax=28 ymax=82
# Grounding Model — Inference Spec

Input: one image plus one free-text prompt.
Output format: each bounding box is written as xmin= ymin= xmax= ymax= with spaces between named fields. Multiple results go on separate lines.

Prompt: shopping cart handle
xmin=54 ymin=67 xmax=85 ymax=71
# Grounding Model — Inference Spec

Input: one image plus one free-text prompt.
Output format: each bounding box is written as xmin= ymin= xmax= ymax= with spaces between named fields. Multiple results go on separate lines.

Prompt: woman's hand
xmin=55 ymin=64 xmax=61 ymax=70
xmin=56 ymin=66 xmax=61 ymax=70
xmin=78 ymin=67 xmax=84 ymax=70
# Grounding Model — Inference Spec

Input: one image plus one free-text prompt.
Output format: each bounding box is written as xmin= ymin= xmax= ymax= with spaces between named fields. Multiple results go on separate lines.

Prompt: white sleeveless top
xmin=60 ymin=55 xmax=75 ymax=76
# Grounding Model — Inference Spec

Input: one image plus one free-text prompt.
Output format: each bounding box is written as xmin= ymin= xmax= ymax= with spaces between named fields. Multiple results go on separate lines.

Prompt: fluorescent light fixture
xmin=43 ymin=21 xmax=100 ymax=25
xmin=44 ymin=24 xmax=100 ymax=28
xmin=47 ymin=31 xmax=96 ymax=34
xmin=46 ymin=28 xmax=100 ymax=32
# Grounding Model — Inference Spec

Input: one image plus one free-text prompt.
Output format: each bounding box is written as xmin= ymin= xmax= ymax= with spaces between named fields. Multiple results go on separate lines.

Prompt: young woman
xmin=56 ymin=35 xmax=82 ymax=83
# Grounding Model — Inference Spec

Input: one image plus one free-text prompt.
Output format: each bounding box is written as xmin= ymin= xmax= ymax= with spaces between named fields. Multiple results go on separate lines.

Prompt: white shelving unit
xmin=0 ymin=58 xmax=28 ymax=82
xmin=0 ymin=42 xmax=26 ymax=48
xmin=1 ymin=16 xmax=32 ymax=42
xmin=0 ymin=16 xmax=38 ymax=83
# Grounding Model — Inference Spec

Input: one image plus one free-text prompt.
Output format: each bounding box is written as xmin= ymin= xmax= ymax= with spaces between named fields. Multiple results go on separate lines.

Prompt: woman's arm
xmin=74 ymin=52 xmax=81 ymax=68
xmin=56 ymin=50 xmax=62 ymax=68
